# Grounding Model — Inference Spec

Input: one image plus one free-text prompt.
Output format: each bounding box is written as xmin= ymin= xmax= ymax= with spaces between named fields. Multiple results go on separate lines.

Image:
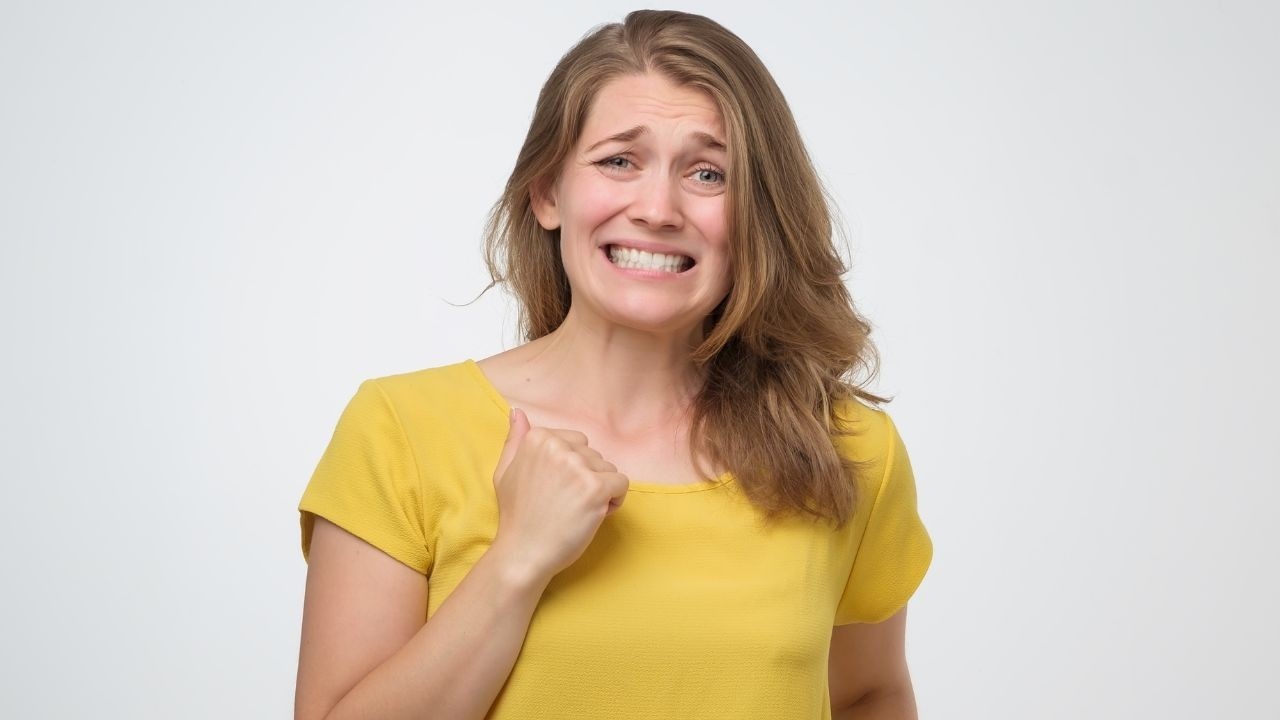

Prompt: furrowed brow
xmin=585 ymin=125 xmax=649 ymax=153
xmin=584 ymin=125 xmax=727 ymax=154
xmin=691 ymin=131 xmax=727 ymax=153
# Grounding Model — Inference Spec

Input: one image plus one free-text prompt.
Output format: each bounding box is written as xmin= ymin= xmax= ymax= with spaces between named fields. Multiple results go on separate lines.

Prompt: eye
xmin=594 ymin=156 xmax=726 ymax=188
xmin=595 ymin=156 xmax=633 ymax=173
xmin=691 ymin=164 xmax=726 ymax=186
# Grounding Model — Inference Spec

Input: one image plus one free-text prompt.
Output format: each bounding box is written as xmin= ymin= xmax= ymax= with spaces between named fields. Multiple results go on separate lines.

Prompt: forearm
xmin=324 ymin=539 xmax=551 ymax=720
xmin=833 ymin=686 xmax=918 ymax=720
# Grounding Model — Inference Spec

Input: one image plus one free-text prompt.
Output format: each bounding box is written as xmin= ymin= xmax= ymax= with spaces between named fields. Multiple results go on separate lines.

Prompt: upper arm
xmin=828 ymin=604 xmax=912 ymax=710
xmin=295 ymin=515 xmax=429 ymax=720
xmin=832 ymin=411 xmax=932 ymax=625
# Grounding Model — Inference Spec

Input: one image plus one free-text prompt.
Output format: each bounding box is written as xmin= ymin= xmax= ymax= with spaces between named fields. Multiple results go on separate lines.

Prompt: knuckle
xmin=592 ymin=478 xmax=611 ymax=495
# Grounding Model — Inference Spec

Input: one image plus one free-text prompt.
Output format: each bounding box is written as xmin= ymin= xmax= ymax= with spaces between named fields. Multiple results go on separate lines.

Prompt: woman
xmin=295 ymin=10 xmax=932 ymax=720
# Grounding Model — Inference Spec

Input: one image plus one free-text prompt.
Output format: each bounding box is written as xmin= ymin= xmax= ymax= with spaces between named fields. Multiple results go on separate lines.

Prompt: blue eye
xmin=594 ymin=156 xmax=727 ymax=187
xmin=692 ymin=165 xmax=726 ymax=186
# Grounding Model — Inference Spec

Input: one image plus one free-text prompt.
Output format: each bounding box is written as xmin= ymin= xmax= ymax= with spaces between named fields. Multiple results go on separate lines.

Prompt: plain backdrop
xmin=2 ymin=1 xmax=1277 ymax=717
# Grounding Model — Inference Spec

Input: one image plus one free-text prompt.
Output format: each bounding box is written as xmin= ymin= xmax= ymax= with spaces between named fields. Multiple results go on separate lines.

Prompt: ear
xmin=530 ymin=175 xmax=561 ymax=231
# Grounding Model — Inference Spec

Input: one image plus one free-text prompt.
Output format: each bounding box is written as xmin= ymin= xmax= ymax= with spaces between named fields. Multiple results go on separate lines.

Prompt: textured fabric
xmin=298 ymin=358 xmax=932 ymax=719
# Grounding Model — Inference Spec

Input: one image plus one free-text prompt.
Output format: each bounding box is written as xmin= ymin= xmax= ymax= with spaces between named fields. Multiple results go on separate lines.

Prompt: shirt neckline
xmin=461 ymin=358 xmax=734 ymax=495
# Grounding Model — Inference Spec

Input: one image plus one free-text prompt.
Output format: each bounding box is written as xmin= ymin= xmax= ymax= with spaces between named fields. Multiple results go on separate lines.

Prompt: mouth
xmin=601 ymin=244 xmax=697 ymax=274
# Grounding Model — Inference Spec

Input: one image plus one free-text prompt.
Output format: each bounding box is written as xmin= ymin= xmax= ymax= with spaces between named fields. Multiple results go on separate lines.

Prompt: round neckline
xmin=462 ymin=358 xmax=734 ymax=494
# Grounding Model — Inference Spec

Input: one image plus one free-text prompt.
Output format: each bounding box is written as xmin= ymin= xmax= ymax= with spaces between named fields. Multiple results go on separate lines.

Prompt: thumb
xmin=494 ymin=407 xmax=531 ymax=485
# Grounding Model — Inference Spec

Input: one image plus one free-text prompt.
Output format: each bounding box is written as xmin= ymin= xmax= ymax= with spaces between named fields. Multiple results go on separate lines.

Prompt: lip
xmin=599 ymin=239 xmax=698 ymax=263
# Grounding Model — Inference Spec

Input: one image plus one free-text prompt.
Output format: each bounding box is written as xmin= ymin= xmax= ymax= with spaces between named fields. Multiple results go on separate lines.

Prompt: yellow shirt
xmin=298 ymin=358 xmax=932 ymax=719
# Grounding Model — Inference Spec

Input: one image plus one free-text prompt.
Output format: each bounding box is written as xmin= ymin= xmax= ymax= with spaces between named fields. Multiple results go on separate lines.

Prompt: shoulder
xmin=366 ymin=359 xmax=470 ymax=396
xmin=356 ymin=359 xmax=485 ymax=415
xmin=831 ymin=397 xmax=900 ymax=467
xmin=355 ymin=358 xmax=506 ymax=438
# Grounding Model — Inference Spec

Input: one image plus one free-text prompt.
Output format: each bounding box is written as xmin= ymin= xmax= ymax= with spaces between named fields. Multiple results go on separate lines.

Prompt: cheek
xmin=563 ymin=176 xmax=626 ymax=228
xmin=690 ymin=200 xmax=730 ymax=247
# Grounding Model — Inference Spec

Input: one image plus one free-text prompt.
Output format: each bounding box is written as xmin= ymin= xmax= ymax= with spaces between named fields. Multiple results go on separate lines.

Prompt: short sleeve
xmin=297 ymin=379 xmax=431 ymax=574
xmin=834 ymin=414 xmax=933 ymax=624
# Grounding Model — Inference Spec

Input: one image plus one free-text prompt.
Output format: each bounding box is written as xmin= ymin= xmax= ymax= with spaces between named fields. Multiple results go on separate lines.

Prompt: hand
xmin=490 ymin=407 xmax=629 ymax=581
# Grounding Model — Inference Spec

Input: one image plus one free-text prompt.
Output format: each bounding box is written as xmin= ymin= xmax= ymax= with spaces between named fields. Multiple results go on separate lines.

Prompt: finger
xmin=599 ymin=471 xmax=630 ymax=506
xmin=605 ymin=496 xmax=623 ymax=516
xmin=582 ymin=455 xmax=617 ymax=474
xmin=546 ymin=428 xmax=589 ymax=447
xmin=494 ymin=407 xmax=531 ymax=483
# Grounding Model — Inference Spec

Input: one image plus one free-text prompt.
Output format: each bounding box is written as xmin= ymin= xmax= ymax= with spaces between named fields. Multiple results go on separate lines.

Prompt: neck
xmin=515 ymin=306 xmax=707 ymax=436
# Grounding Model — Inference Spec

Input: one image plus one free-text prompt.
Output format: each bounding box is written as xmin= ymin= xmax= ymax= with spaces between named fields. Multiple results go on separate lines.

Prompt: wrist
xmin=487 ymin=536 xmax=553 ymax=591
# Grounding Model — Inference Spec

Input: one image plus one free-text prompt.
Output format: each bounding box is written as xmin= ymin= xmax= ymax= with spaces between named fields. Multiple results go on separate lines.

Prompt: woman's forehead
xmin=581 ymin=74 xmax=725 ymax=147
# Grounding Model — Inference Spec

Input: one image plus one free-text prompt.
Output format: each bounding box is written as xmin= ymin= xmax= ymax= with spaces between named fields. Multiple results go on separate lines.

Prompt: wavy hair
xmin=480 ymin=9 xmax=888 ymax=528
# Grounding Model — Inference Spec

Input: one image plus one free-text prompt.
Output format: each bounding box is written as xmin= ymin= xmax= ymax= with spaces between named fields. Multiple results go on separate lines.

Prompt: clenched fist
xmin=490 ymin=407 xmax=630 ymax=582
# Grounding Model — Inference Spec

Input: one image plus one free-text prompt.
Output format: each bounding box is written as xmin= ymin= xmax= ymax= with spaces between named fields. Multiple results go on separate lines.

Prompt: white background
xmin=2 ymin=1 xmax=1276 ymax=717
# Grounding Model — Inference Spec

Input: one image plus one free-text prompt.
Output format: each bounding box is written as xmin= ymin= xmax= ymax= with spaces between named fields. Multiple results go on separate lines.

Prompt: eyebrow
xmin=584 ymin=125 xmax=727 ymax=154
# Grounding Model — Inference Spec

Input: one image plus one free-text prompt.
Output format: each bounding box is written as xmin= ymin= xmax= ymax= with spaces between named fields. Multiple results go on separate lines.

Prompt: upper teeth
xmin=607 ymin=245 xmax=692 ymax=273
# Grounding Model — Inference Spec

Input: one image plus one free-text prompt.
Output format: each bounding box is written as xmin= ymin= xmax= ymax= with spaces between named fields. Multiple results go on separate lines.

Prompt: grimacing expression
xmin=532 ymin=72 xmax=733 ymax=336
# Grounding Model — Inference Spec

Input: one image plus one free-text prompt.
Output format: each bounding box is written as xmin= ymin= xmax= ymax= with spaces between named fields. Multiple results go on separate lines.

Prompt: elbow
xmin=834 ymin=683 xmax=918 ymax=719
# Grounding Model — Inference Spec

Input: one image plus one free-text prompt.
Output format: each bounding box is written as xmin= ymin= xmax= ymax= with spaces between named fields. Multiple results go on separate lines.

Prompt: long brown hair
xmin=480 ymin=9 xmax=888 ymax=528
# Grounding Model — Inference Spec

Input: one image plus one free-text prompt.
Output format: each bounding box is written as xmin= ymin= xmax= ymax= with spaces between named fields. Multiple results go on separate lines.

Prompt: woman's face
xmin=532 ymin=72 xmax=733 ymax=340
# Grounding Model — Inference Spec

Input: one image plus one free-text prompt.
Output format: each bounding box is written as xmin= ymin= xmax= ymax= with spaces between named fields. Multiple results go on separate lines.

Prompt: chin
xmin=605 ymin=311 xmax=701 ymax=335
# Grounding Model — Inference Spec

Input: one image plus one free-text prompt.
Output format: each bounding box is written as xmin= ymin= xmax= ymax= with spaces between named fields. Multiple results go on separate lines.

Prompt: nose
xmin=627 ymin=172 xmax=684 ymax=232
